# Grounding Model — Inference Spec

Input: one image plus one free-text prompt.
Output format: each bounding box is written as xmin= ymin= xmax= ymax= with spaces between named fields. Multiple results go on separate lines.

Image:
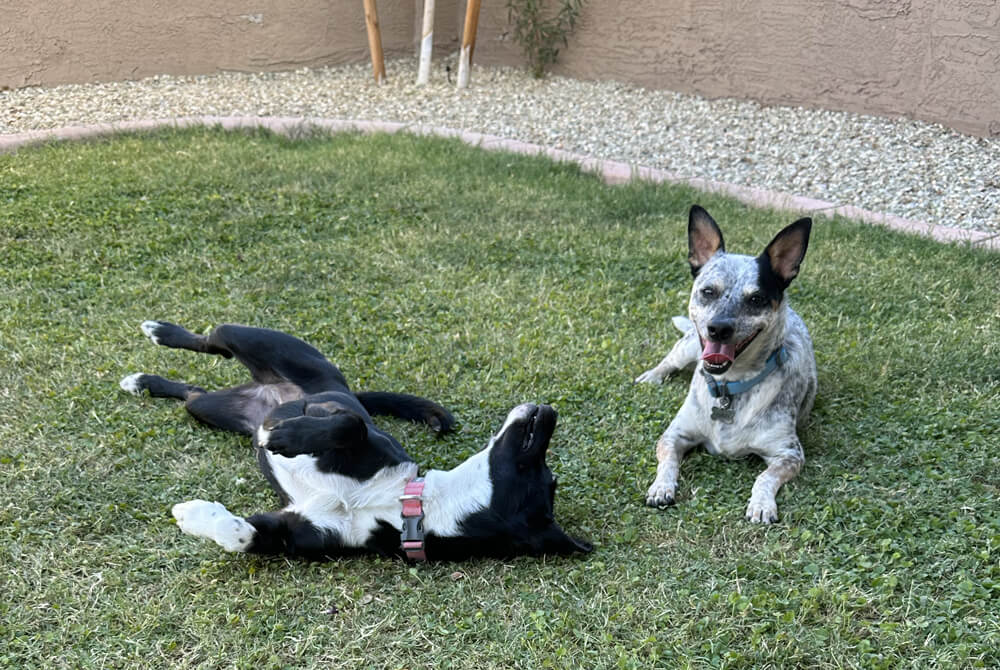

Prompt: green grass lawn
xmin=1 ymin=127 xmax=998 ymax=669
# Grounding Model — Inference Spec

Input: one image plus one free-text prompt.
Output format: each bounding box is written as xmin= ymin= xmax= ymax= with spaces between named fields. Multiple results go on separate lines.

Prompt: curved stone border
xmin=2 ymin=115 xmax=996 ymax=251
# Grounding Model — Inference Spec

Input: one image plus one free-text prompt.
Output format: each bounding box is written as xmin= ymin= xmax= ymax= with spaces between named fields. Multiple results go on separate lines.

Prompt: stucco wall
xmin=0 ymin=1 xmax=416 ymax=87
xmin=2 ymin=0 xmax=998 ymax=137
xmin=471 ymin=0 xmax=1000 ymax=137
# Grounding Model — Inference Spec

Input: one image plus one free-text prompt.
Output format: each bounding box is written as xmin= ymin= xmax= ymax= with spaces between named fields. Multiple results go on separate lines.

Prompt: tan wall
xmin=3 ymin=0 xmax=998 ymax=137
xmin=471 ymin=0 xmax=1000 ymax=138
xmin=0 ymin=1 xmax=418 ymax=87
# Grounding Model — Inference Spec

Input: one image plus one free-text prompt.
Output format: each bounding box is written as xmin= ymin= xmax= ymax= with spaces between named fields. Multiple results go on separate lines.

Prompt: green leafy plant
xmin=506 ymin=0 xmax=586 ymax=78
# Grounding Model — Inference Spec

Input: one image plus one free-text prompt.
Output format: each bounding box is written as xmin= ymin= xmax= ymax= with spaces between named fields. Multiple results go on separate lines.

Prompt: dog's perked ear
xmin=759 ymin=217 xmax=812 ymax=290
xmin=687 ymin=205 xmax=725 ymax=277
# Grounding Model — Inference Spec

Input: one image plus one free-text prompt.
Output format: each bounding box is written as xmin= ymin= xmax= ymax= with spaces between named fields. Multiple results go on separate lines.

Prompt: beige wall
xmin=0 ymin=1 xmax=417 ymax=86
xmin=3 ymin=1 xmax=998 ymax=137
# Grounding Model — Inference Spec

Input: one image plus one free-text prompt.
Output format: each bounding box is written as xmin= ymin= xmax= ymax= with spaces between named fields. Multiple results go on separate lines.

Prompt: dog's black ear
xmin=688 ymin=205 xmax=725 ymax=277
xmin=761 ymin=217 xmax=812 ymax=287
xmin=539 ymin=524 xmax=593 ymax=555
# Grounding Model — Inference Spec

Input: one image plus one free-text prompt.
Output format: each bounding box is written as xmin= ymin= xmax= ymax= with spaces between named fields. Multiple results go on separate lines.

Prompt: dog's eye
xmin=747 ymin=292 xmax=767 ymax=308
xmin=700 ymin=287 xmax=718 ymax=299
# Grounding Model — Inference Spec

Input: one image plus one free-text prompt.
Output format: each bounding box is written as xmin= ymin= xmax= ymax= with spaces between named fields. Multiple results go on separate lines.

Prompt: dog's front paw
xmin=423 ymin=406 xmax=456 ymax=434
xmin=745 ymin=495 xmax=779 ymax=524
xmin=256 ymin=422 xmax=303 ymax=458
xmin=172 ymin=499 xmax=255 ymax=552
xmin=635 ymin=367 xmax=669 ymax=385
xmin=646 ymin=482 xmax=676 ymax=508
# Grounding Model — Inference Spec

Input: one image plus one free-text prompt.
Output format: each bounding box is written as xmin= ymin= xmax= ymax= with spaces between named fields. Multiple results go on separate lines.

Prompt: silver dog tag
xmin=711 ymin=395 xmax=734 ymax=423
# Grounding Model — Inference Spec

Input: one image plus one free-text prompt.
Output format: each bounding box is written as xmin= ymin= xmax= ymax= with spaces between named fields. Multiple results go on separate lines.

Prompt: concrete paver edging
xmin=1 ymin=116 xmax=996 ymax=251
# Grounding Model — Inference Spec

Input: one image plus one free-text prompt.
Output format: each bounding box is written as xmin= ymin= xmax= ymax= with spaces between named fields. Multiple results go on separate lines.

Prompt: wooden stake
xmin=363 ymin=0 xmax=386 ymax=84
xmin=417 ymin=0 xmax=436 ymax=85
xmin=456 ymin=0 xmax=481 ymax=88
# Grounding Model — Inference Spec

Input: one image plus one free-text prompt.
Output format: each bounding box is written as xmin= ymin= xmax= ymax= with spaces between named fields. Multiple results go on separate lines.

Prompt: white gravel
xmin=2 ymin=57 xmax=998 ymax=233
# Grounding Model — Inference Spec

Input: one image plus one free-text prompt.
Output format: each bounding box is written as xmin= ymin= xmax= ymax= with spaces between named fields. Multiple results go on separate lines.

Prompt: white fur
xmin=173 ymin=404 xmax=527 ymax=552
xmin=261 ymin=449 xmax=418 ymax=546
xmin=422 ymin=447 xmax=493 ymax=536
xmin=140 ymin=320 xmax=163 ymax=345
xmin=119 ymin=373 xmax=144 ymax=395
xmin=172 ymin=500 xmax=256 ymax=552
xmin=487 ymin=403 xmax=536 ymax=448
xmin=638 ymin=226 xmax=815 ymax=524
xmin=672 ymin=316 xmax=693 ymax=333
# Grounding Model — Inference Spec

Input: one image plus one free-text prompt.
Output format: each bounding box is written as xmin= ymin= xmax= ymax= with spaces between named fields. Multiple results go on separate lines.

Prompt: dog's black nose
xmin=706 ymin=321 xmax=734 ymax=342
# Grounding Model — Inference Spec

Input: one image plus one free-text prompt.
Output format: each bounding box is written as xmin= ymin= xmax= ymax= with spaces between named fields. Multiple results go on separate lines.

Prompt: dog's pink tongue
xmin=701 ymin=340 xmax=736 ymax=365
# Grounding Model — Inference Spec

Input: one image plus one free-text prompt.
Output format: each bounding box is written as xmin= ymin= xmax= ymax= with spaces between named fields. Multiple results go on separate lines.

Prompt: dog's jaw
xmin=699 ymin=328 xmax=763 ymax=375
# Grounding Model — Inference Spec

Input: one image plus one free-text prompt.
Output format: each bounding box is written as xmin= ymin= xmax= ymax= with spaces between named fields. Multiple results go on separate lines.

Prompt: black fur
xmin=123 ymin=321 xmax=591 ymax=562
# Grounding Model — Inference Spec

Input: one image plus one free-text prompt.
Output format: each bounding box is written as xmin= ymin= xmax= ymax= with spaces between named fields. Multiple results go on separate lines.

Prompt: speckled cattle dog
xmin=635 ymin=205 xmax=816 ymax=523
xmin=120 ymin=320 xmax=591 ymax=561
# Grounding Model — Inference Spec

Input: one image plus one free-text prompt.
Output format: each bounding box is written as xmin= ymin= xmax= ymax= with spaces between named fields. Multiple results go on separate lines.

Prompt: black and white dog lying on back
xmin=120 ymin=320 xmax=592 ymax=561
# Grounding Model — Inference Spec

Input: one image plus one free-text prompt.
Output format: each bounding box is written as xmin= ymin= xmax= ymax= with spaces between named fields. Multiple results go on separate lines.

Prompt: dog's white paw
xmin=745 ymin=495 xmax=779 ymax=524
xmin=140 ymin=320 xmax=166 ymax=344
xmin=635 ymin=367 xmax=670 ymax=385
xmin=172 ymin=499 xmax=229 ymax=538
xmin=119 ymin=373 xmax=146 ymax=395
xmin=645 ymin=481 xmax=676 ymax=508
xmin=172 ymin=499 xmax=255 ymax=552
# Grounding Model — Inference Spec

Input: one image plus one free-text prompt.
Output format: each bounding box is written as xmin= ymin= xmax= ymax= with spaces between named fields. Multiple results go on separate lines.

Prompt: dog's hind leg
xmin=745 ymin=443 xmax=804 ymax=524
xmin=171 ymin=500 xmax=257 ymax=552
xmin=120 ymin=369 xmax=300 ymax=436
xmin=635 ymin=317 xmax=701 ymax=384
xmin=183 ymin=384 xmax=302 ymax=436
xmin=139 ymin=321 xmax=348 ymax=394
xmin=120 ymin=373 xmax=206 ymax=400
xmin=139 ymin=320 xmax=232 ymax=357
xmin=172 ymin=500 xmax=345 ymax=559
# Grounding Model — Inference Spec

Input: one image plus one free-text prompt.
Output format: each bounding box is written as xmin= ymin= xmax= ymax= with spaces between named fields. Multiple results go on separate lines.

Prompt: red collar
xmin=400 ymin=477 xmax=426 ymax=561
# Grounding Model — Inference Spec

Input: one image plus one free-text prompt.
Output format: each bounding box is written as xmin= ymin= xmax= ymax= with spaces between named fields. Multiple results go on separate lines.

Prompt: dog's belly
xmin=701 ymin=438 xmax=756 ymax=460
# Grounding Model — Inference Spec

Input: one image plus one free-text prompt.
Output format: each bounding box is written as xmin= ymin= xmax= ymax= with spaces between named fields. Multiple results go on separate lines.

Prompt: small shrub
xmin=506 ymin=0 xmax=586 ymax=78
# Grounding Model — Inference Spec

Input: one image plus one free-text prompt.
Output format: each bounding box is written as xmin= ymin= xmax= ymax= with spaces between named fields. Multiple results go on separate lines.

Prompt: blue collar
xmin=700 ymin=346 xmax=788 ymax=398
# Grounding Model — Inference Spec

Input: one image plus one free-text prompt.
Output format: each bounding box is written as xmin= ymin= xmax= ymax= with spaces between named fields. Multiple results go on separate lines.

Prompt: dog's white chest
xmin=262 ymin=451 xmax=415 ymax=545
xmin=691 ymin=376 xmax=790 ymax=460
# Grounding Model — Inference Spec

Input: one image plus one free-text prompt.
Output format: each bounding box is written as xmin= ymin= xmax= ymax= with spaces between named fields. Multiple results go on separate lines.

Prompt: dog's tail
xmin=356 ymin=391 xmax=456 ymax=434
xmin=672 ymin=316 xmax=694 ymax=334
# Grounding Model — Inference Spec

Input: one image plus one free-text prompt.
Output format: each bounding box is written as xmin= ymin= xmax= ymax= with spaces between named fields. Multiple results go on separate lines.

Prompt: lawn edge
xmin=2 ymin=115 xmax=995 ymax=251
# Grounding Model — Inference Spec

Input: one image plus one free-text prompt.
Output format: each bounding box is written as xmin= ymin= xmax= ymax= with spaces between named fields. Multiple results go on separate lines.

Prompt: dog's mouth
xmin=700 ymin=329 xmax=761 ymax=375
xmin=522 ymin=407 xmax=539 ymax=451
xmin=496 ymin=403 xmax=557 ymax=456
xmin=519 ymin=404 xmax=556 ymax=452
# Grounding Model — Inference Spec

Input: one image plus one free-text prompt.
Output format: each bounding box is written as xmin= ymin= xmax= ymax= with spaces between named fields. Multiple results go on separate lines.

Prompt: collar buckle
xmin=400 ymin=477 xmax=426 ymax=561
